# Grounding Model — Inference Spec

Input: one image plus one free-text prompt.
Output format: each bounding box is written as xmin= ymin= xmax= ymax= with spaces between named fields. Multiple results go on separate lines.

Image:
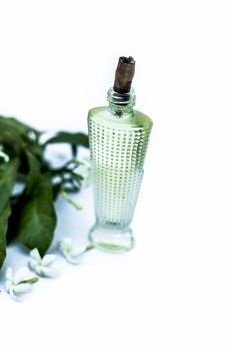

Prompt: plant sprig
xmin=0 ymin=116 xmax=89 ymax=268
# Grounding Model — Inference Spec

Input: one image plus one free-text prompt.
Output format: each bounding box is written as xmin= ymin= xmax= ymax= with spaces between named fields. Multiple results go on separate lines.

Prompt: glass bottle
xmin=88 ymin=57 xmax=153 ymax=252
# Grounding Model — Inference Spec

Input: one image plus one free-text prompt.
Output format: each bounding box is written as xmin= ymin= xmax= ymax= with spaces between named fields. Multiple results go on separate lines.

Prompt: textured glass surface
xmin=88 ymin=106 xmax=152 ymax=252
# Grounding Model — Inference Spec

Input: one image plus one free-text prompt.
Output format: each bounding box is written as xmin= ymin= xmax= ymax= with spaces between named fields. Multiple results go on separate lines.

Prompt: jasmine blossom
xmin=29 ymin=248 xmax=58 ymax=277
xmin=57 ymin=238 xmax=94 ymax=265
xmin=5 ymin=267 xmax=38 ymax=302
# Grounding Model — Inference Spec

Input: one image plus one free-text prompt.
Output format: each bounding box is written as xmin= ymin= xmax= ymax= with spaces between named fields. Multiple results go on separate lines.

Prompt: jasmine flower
xmin=28 ymin=248 xmax=58 ymax=277
xmin=57 ymin=238 xmax=94 ymax=265
xmin=5 ymin=267 xmax=38 ymax=302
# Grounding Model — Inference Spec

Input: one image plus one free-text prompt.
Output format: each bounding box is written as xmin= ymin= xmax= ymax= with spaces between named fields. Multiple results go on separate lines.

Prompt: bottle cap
xmin=113 ymin=56 xmax=135 ymax=93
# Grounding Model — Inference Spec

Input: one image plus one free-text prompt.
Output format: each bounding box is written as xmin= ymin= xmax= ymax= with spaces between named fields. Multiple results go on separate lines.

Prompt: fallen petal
xmin=65 ymin=252 xmax=84 ymax=265
xmin=72 ymin=246 xmax=86 ymax=256
xmin=13 ymin=283 xmax=32 ymax=294
xmin=39 ymin=266 xmax=59 ymax=278
xmin=28 ymin=260 xmax=42 ymax=275
xmin=30 ymin=248 xmax=42 ymax=262
xmin=5 ymin=280 xmax=13 ymax=294
xmin=57 ymin=238 xmax=72 ymax=253
xmin=5 ymin=267 xmax=13 ymax=281
xmin=42 ymin=254 xmax=57 ymax=266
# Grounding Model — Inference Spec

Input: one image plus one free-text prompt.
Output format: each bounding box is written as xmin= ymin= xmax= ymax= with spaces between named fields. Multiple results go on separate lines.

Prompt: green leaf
xmin=19 ymin=173 xmax=57 ymax=256
xmin=7 ymin=192 xmax=28 ymax=243
xmin=0 ymin=129 xmax=24 ymax=156
xmin=71 ymin=143 xmax=77 ymax=157
xmin=0 ymin=116 xmax=39 ymax=138
xmin=44 ymin=132 xmax=89 ymax=148
xmin=0 ymin=117 xmax=42 ymax=159
xmin=52 ymin=183 xmax=62 ymax=200
xmin=0 ymin=202 xmax=11 ymax=268
xmin=0 ymin=158 xmax=19 ymax=212
xmin=24 ymin=150 xmax=41 ymax=194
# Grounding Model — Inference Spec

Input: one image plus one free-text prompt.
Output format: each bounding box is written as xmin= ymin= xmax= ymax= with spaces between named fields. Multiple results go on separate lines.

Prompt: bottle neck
xmin=107 ymin=87 xmax=136 ymax=116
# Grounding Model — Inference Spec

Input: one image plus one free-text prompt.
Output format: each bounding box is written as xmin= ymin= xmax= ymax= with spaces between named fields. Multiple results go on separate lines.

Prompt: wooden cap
xmin=113 ymin=56 xmax=135 ymax=93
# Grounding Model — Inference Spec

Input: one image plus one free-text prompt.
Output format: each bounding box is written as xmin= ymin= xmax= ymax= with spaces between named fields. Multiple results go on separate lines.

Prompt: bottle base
xmin=89 ymin=224 xmax=135 ymax=253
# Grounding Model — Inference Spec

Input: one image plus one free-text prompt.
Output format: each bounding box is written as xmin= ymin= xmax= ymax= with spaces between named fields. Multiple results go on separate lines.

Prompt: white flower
xmin=5 ymin=267 xmax=38 ymax=302
xmin=28 ymin=248 xmax=58 ymax=277
xmin=0 ymin=145 xmax=10 ymax=163
xmin=74 ymin=155 xmax=92 ymax=188
xmin=57 ymin=238 xmax=90 ymax=265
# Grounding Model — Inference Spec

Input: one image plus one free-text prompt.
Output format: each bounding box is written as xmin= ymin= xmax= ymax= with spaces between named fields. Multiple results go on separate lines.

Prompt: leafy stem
xmin=0 ymin=115 xmax=89 ymax=267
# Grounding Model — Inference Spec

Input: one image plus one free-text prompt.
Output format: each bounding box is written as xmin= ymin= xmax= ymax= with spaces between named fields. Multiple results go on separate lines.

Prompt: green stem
xmin=72 ymin=159 xmax=82 ymax=165
xmin=85 ymin=245 xmax=95 ymax=252
xmin=60 ymin=189 xmax=82 ymax=210
xmin=18 ymin=277 xmax=39 ymax=284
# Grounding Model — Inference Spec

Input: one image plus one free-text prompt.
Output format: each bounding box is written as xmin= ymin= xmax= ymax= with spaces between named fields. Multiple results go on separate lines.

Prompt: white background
xmin=0 ymin=0 xmax=233 ymax=349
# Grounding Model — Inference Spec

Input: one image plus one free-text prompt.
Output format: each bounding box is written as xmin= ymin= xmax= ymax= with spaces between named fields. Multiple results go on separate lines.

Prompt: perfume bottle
xmin=88 ymin=57 xmax=153 ymax=252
